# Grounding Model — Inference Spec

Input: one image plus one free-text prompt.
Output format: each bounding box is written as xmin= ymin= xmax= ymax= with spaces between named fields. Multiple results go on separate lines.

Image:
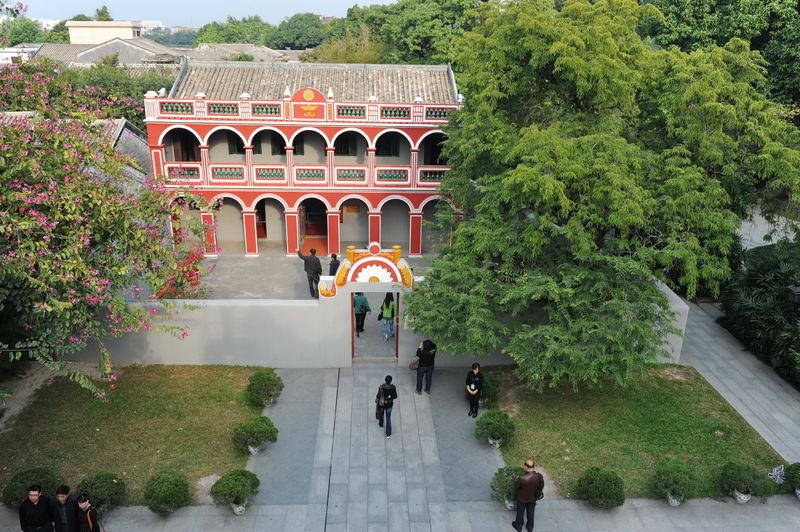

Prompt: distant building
xmin=34 ymin=38 xmax=182 ymax=66
xmin=139 ymin=20 xmax=166 ymax=34
xmin=0 ymin=44 xmax=39 ymax=65
xmin=32 ymin=18 xmax=62 ymax=31
xmin=144 ymin=62 xmax=460 ymax=257
xmin=66 ymin=20 xmax=144 ymax=44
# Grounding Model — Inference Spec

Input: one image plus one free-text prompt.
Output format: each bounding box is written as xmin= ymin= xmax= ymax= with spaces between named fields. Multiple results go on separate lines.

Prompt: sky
xmin=22 ymin=0 xmax=396 ymax=29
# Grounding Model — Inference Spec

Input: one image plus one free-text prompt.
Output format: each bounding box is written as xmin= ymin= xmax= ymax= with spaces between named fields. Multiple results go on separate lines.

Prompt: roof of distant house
xmin=172 ymin=62 xmax=459 ymax=104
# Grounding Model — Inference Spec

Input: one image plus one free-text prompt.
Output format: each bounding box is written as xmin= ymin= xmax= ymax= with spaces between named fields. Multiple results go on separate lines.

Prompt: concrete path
xmin=4 ymin=265 xmax=800 ymax=529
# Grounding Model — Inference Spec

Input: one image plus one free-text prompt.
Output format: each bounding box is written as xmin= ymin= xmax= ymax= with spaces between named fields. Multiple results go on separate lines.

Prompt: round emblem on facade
xmin=303 ymin=89 xmax=314 ymax=101
xmin=368 ymin=242 xmax=382 ymax=255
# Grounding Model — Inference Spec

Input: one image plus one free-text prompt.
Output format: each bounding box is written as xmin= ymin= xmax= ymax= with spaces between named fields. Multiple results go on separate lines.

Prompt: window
xmin=294 ymin=132 xmax=305 ymax=156
xmin=376 ymin=135 xmax=400 ymax=157
xmin=268 ymin=131 xmax=284 ymax=156
xmin=171 ymin=130 xmax=199 ymax=161
xmin=227 ymin=132 xmax=245 ymax=155
xmin=334 ymin=132 xmax=358 ymax=156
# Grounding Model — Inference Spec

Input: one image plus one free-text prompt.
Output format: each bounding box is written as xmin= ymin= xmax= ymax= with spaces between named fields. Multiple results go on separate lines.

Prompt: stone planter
xmin=247 ymin=444 xmax=263 ymax=455
xmin=666 ymin=492 xmax=683 ymax=507
xmin=504 ymin=499 xmax=516 ymax=511
xmin=231 ymin=503 xmax=247 ymax=515
xmin=733 ymin=490 xmax=751 ymax=504
xmin=488 ymin=437 xmax=502 ymax=449
xmin=794 ymin=487 xmax=800 ymax=500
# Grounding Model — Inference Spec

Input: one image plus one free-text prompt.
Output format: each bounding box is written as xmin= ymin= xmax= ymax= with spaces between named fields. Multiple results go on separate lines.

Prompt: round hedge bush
xmin=143 ymin=469 xmax=191 ymax=516
xmin=76 ymin=472 xmax=127 ymax=513
xmin=246 ymin=369 xmax=284 ymax=407
xmin=210 ymin=469 xmax=260 ymax=507
xmin=574 ymin=467 xmax=626 ymax=509
xmin=474 ymin=409 xmax=516 ymax=444
xmin=232 ymin=416 xmax=279 ymax=454
xmin=2 ymin=467 xmax=60 ymax=509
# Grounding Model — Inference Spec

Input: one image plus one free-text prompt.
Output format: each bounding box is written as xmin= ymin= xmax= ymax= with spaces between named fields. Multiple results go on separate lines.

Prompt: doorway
xmin=352 ymin=291 xmax=400 ymax=361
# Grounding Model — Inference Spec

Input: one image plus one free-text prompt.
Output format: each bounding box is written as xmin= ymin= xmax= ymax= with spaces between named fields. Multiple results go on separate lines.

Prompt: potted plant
xmin=649 ymin=462 xmax=697 ymax=507
xmin=474 ymin=409 xmax=515 ymax=448
xmin=143 ymin=469 xmax=191 ymax=516
xmin=719 ymin=462 xmax=774 ymax=503
xmin=233 ymin=416 xmax=279 ymax=454
xmin=246 ymin=369 xmax=284 ymax=407
xmin=490 ymin=465 xmax=526 ymax=510
xmin=785 ymin=462 xmax=800 ymax=499
xmin=211 ymin=469 xmax=260 ymax=515
xmin=574 ymin=467 xmax=626 ymax=509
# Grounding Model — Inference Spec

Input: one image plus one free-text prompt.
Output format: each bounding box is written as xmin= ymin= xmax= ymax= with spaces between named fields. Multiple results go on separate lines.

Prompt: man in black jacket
xmin=51 ymin=485 xmax=80 ymax=532
xmin=512 ymin=460 xmax=544 ymax=531
xmin=19 ymin=484 xmax=52 ymax=532
xmin=297 ymin=248 xmax=322 ymax=298
xmin=376 ymin=375 xmax=398 ymax=439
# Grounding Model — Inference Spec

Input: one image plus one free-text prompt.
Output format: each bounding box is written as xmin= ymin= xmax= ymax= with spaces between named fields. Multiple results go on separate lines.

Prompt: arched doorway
xmin=339 ymin=198 xmax=370 ymax=250
xmin=255 ymin=198 xmax=287 ymax=255
xmin=381 ymin=199 xmax=411 ymax=249
xmin=421 ymin=199 xmax=450 ymax=255
xmin=216 ymin=198 xmax=245 ymax=253
xmin=298 ymin=198 xmax=328 ymax=254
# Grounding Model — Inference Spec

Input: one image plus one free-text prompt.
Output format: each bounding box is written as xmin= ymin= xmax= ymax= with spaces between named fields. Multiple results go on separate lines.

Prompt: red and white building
xmin=143 ymin=62 xmax=460 ymax=257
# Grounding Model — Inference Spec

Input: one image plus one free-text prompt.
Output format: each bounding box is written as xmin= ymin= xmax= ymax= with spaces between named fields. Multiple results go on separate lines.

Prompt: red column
xmin=150 ymin=144 xmax=165 ymax=179
xmin=409 ymin=213 xmax=423 ymax=256
xmin=242 ymin=210 xmax=258 ymax=256
xmin=369 ymin=211 xmax=382 ymax=245
xmin=200 ymin=211 xmax=218 ymax=256
xmin=327 ymin=210 xmax=341 ymax=255
xmin=285 ymin=210 xmax=299 ymax=254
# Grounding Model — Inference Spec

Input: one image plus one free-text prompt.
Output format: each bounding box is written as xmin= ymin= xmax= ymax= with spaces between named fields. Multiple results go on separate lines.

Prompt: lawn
xmin=0 ymin=365 xmax=262 ymax=505
xmin=495 ymin=365 xmax=785 ymax=498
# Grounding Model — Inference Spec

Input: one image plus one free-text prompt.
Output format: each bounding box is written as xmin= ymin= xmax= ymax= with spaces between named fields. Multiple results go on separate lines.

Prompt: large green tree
xmin=268 ymin=13 xmax=327 ymax=50
xmin=0 ymin=61 xmax=208 ymax=397
xmin=0 ymin=16 xmax=43 ymax=45
xmin=404 ymin=0 xmax=800 ymax=391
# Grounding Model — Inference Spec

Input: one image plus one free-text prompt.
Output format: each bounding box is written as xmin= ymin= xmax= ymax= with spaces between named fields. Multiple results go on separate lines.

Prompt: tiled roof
xmin=33 ymin=43 xmax=94 ymax=64
xmin=172 ymin=62 xmax=458 ymax=104
xmin=182 ymin=43 xmax=282 ymax=63
xmin=120 ymin=38 xmax=180 ymax=56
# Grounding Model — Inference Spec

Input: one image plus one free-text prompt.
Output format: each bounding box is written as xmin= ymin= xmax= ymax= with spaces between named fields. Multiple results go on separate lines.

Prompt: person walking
xmin=297 ymin=248 xmax=322 ymax=298
xmin=76 ymin=493 xmax=101 ymax=532
xmin=466 ymin=362 xmax=484 ymax=418
xmin=512 ymin=460 xmax=544 ymax=532
xmin=51 ymin=485 xmax=80 ymax=532
xmin=376 ymin=375 xmax=398 ymax=439
xmin=379 ymin=293 xmax=396 ymax=341
xmin=353 ymin=292 xmax=371 ymax=337
xmin=19 ymin=485 xmax=52 ymax=532
xmin=415 ymin=339 xmax=437 ymax=394
xmin=328 ymin=253 xmax=340 ymax=276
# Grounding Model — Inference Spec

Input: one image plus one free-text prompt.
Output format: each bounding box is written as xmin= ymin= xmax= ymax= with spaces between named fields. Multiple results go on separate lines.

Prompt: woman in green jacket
xmin=380 ymin=293 xmax=396 ymax=341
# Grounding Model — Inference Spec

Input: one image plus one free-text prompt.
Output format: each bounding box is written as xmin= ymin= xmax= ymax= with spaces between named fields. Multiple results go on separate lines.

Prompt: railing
xmin=211 ymin=166 xmax=245 ymax=180
xmin=165 ymin=163 xmax=201 ymax=181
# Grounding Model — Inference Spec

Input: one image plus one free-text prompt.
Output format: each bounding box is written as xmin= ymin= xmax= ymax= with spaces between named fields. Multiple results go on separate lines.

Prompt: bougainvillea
xmin=0 ymin=60 xmax=210 ymax=396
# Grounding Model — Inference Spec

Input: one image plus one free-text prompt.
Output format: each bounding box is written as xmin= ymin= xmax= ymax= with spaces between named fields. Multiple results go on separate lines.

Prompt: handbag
xmin=377 ymin=387 xmax=385 ymax=407
xmin=377 ymin=311 xmax=383 ymax=321
xmin=535 ymin=472 xmax=544 ymax=501
xmin=408 ymin=356 xmax=419 ymax=371
xmin=375 ymin=407 xmax=381 ymax=420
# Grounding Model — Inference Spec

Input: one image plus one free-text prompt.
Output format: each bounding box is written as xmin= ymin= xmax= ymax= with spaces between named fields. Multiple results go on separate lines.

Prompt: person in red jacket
xmin=512 ymin=460 xmax=544 ymax=531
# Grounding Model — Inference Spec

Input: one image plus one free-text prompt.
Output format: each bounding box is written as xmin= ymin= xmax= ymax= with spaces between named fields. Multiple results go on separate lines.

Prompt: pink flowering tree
xmin=0 ymin=60 xmax=210 ymax=397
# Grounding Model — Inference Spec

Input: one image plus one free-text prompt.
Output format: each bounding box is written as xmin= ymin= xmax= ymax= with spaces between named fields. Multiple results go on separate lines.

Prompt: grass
xmin=0 ymin=365 xmax=262 ymax=505
xmin=495 ymin=365 xmax=786 ymax=499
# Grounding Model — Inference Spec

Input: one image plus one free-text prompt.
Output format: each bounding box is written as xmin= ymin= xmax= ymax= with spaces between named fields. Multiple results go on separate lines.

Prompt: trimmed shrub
xmin=480 ymin=372 xmax=501 ymax=407
xmin=649 ymin=462 xmax=698 ymax=502
xmin=210 ymin=469 xmax=260 ymax=507
xmin=76 ymin=472 xmax=126 ymax=513
xmin=232 ymin=416 xmax=279 ymax=454
xmin=490 ymin=465 xmax=526 ymax=504
xmin=574 ymin=467 xmax=626 ymax=509
xmin=785 ymin=462 xmax=800 ymax=490
xmin=719 ymin=462 xmax=775 ymax=502
xmin=474 ymin=409 xmax=515 ymax=444
xmin=2 ymin=467 xmax=60 ymax=509
xmin=246 ymin=369 xmax=284 ymax=407
xmin=143 ymin=469 xmax=191 ymax=516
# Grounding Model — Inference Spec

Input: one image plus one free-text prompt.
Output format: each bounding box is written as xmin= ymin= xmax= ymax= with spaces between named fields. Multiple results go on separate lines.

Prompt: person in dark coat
xmin=512 ymin=460 xmax=544 ymax=532
xmin=376 ymin=375 xmax=398 ymax=438
xmin=19 ymin=484 xmax=52 ymax=532
xmin=415 ymin=339 xmax=437 ymax=394
xmin=51 ymin=485 xmax=80 ymax=532
xmin=353 ymin=292 xmax=371 ymax=337
xmin=297 ymin=248 xmax=322 ymax=298
xmin=328 ymin=253 xmax=340 ymax=276
xmin=76 ymin=493 xmax=100 ymax=532
xmin=466 ymin=362 xmax=484 ymax=418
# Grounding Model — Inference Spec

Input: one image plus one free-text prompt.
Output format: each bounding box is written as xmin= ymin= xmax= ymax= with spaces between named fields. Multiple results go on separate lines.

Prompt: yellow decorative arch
xmin=319 ymin=243 xmax=413 ymax=298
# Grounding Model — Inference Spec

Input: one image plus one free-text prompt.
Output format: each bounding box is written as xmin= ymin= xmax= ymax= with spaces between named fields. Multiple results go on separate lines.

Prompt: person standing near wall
xmin=354 ymin=292 xmax=371 ymax=337
xmin=376 ymin=375 xmax=398 ymax=438
xmin=415 ymin=339 xmax=437 ymax=394
xmin=466 ymin=362 xmax=484 ymax=418
xmin=379 ymin=292 xmax=396 ymax=341
xmin=297 ymin=248 xmax=322 ymax=298
xmin=328 ymin=253 xmax=340 ymax=276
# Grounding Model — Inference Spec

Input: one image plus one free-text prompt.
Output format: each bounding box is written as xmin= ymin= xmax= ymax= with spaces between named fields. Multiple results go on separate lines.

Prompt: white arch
xmin=291 ymin=193 xmax=334 ymax=211
xmin=247 ymin=127 xmax=289 ymax=147
xmin=248 ymin=194 xmax=290 ymax=211
xmin=377 ymin=195 xmax=415 ymax=211
xmin=288 ymin=127 xmax=331 ymax=147
xmin=333 ymin=194 xmax=377 ymax=211
xmin=203 ymin=126 xmax=246 ymax=146
xmin=157 ymin=125 xmax=202 ymax=146
xmin=414 ymin=129 xmax=447 ymax=150
xmin=370 ymin=128 xmax=414 ymax=149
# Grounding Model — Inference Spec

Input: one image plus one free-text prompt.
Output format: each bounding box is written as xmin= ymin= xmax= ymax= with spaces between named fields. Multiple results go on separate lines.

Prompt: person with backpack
xmin=375 ymin=375 xmax=398 ymax=438
xmin=76 ymin=493 xmax=101 ymax=532
xmin=353 ymin=292 xmax=371 ymax=337
xmin=512 ymin=460 xmax=544 ymax=531
xmin=379 ymin=293 xmax=396 ymax=341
